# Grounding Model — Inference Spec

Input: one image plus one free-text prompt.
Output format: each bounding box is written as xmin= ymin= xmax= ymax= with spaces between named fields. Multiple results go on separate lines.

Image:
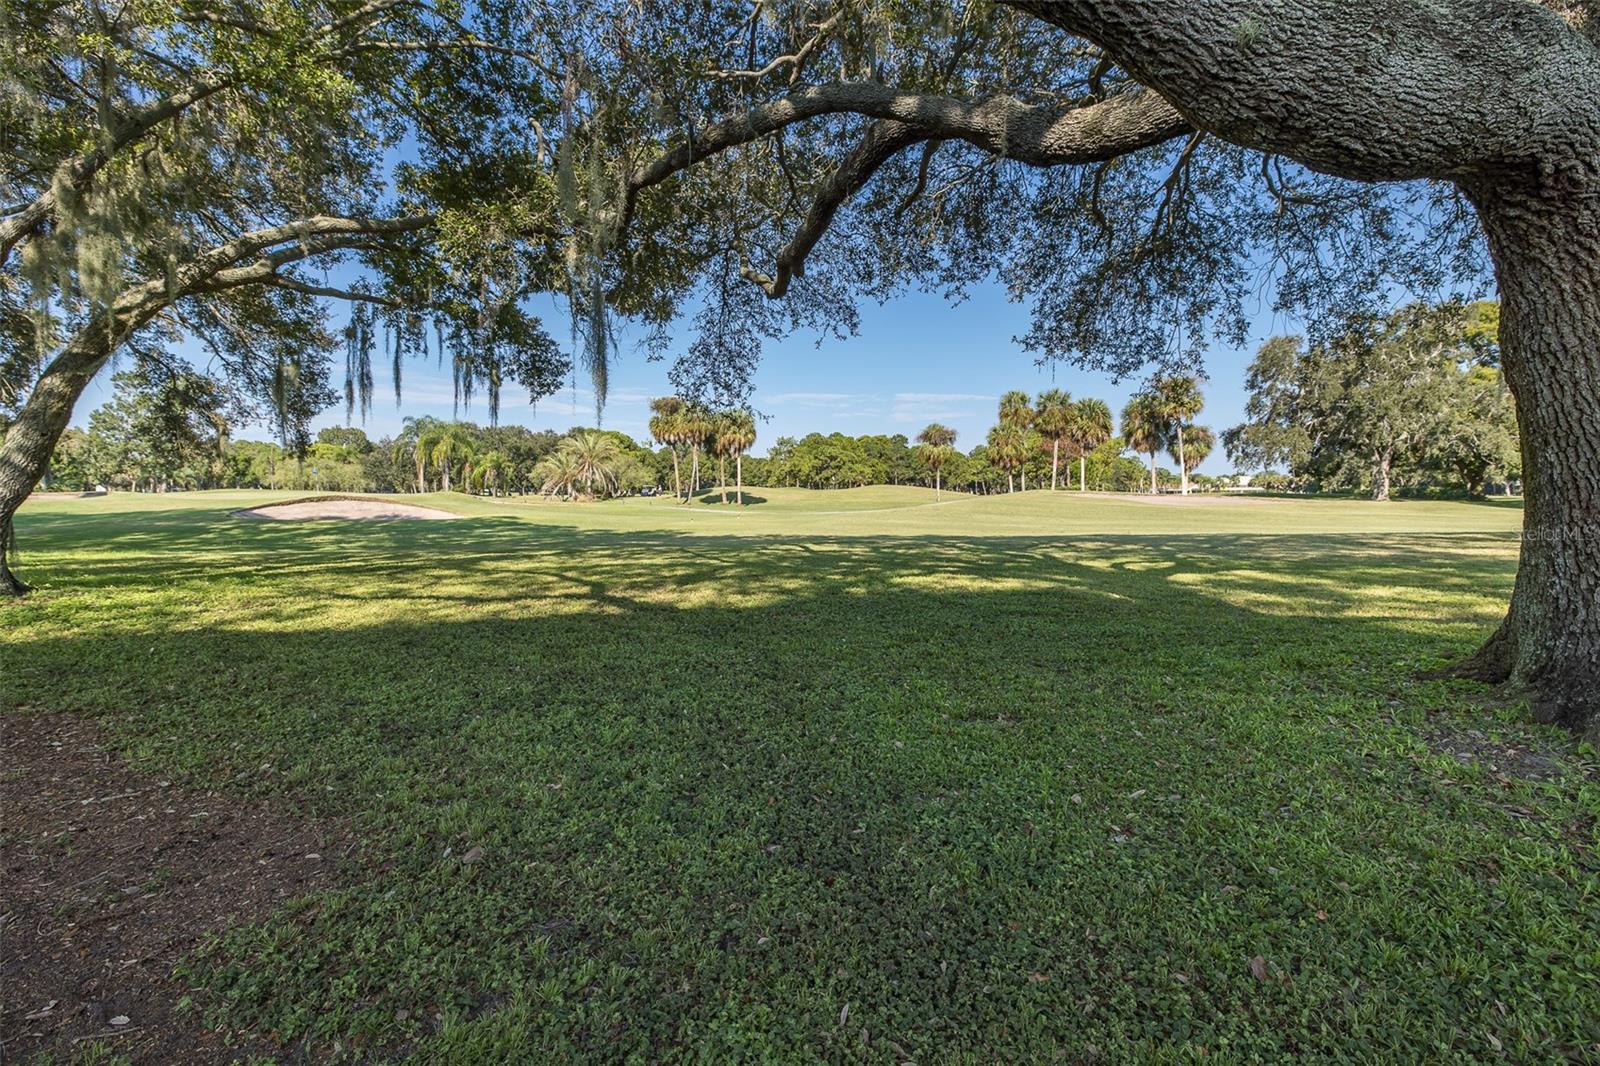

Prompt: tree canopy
xmin=1226 ymin=302 xmax=1519 ymax=500
xmin=5 ymin=0 xmax=1599 ymax=733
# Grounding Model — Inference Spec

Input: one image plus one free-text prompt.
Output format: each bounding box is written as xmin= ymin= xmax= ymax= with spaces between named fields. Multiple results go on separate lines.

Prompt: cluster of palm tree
xmin=971 ymin=390 xmax=1115 ymax=493
xmin=396 ymin=422 xmax=518 ymax=496
xmin=648 ymin=397 xmax=759 ymax=504
xmin=533 ymin=430 xmax=630 ymax=499
xmin=1121 ymin=376 xmax=1212 ymax=494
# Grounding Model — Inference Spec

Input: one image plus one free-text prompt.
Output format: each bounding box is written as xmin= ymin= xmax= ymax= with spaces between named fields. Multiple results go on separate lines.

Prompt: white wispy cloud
xmin=764 ymin=391 xmax=873 ymax=407
xmin=890 ymin=391 xmax=995 ymax=423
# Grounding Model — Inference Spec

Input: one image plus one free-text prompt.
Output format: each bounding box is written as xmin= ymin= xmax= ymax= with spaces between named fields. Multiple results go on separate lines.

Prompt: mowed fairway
xmin=4 ymin=488 xmax=1597 ymax=1062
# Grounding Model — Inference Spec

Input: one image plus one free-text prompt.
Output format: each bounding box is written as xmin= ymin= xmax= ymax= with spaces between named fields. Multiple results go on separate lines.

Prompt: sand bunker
xmin=239 ymin=497 xmax=459 ymax=521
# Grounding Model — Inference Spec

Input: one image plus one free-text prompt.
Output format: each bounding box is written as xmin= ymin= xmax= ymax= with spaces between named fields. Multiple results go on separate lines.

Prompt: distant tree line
xmin=41 ymin=377 xmax=1213 ymax=499
xmin=45 ymin=307 xmax=1513 ymax=504
xmin=40 ymin=374 xmax=666 ymax=498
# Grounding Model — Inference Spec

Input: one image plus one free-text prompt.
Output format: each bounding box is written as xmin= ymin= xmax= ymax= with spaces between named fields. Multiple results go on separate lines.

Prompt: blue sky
xmin=72 ymin=277 xmax=1306 ymax=474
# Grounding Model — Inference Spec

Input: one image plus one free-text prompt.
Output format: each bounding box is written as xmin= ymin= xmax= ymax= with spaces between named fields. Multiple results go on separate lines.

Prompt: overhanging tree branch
xmin=740 ymin=119 xmax=929 ymax=297
xmin=0 ymin=211 xmax=433 ymax=560
xmin=0 ymin=4 xmax=539 ymax=270
xmin=613 ymin=82 xmax=1191 ymax=245
xmin=709 ymin=11 xmax=842 ymax=84
xmin=0 ymin=70 xmax=234 ymax=267
xmin=996 ymin=0 xmax=1600 ymax=182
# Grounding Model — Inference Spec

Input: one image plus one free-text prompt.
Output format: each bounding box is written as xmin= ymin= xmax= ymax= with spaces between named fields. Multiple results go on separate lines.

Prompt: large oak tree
xmin=0 ymin=0 xmax=576 ymax=592
xmin=566 ymin=0 xmax=1598 ymax=738
xmin=5 ymin=0 xmax=1597 ymax=740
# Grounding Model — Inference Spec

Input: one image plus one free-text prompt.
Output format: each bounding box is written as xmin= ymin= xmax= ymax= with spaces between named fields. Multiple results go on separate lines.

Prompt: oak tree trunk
xmin=0 ymin=509 xmax=26 ymax=595
xmin=1454 ymin=179 xmax=1600 ymax=740
xmin=0 ymin=314 xmax=126 ymax=594
xmin=997 ymin=2 xmax=1600 ymax=741
xmin=1372 ymin=450 xmax=1393 ymax=501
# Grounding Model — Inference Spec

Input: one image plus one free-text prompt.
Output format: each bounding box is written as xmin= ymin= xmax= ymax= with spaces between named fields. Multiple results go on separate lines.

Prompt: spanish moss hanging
xmin=343 ymin=300 xmax=376 ymax=423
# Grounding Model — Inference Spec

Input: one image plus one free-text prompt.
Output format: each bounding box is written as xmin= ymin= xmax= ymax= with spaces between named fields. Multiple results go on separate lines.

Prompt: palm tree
xmin=1171 ymin=424 xmax=1215 ymax=485
xmin=398 ymin=416 xmax=443 ymax=492
xmin=649 ymin=396 xmax=686 ymax=500
xmin=1067 ymin=397 xmax=1114 ymax=492
xmin=1121 ymin=393 xmax=1167 ymax=494
xmin=533 ymin=449 xmax=581 ymax=499
xmin=708 ymin=416 xmax=732 ymax=503
xmin=1034 ymin=388 xmax=1072 ymax=490
xmin=717 ymin=410 xmax=758 ymax=505
xmin=1153 ymin=375 xmax=1205 ymax=494
xmin=470 ymin=450 xmax=512 ymax=496
xmin=997 ymin=390 xmax=1036 ymax=490
xmin=564 ymin=430 xmax=624 ymax=497
xmin=915 ymin=423 xmax=958 ymax=499
xmin=678 ymin=403 xmax=713 ymax=500
xmin=416 ymin=422 xmax=474 ymax=493
xmin=987 ymin=422 xmax=1028 ymax=493
xmin=395 ymin=437 xmax=425 ymax=492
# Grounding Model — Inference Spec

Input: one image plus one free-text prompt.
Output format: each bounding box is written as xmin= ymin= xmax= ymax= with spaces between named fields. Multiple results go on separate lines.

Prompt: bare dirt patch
xmin=239 ymin=496 xmax=458 ymax=521
xmin=1 ymin=713 xmax=354 ymax=1063
xmin=1420 ymin=715 xmax=1589 ymax=784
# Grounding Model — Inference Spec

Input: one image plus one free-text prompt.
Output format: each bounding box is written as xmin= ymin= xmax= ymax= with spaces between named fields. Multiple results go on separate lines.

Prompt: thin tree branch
xmin=261 ymin=276 xmax=407 ymax=307
xmin=0 ymin=70 xmax=234 ymax=267
xmin=740 ymin=119 xmax=928 ymax=297
xmin=894 ymin=139 xmax=943 ymax=217
xmin=1150 ymin=130 xmax=1204 ymax=239
xmin=709 ymin=12 xmax=841 ymax=84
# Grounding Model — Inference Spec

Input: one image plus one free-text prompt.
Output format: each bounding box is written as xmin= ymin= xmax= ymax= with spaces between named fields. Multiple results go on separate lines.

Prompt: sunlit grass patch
xmin=5 ymin=488 xmax=1596 ymax=1062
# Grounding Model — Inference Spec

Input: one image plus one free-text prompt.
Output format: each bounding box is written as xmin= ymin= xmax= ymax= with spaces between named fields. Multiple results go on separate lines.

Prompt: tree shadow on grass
xmin=679 ymin=489 xmax=770 ymax=507
xmin=5 ymin=501 xmax=1594 ymax=1059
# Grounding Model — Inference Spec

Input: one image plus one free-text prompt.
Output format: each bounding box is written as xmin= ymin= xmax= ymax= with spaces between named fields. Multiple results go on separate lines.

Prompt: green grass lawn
xmin=5 ymin=488 xmax=1596 ymax=1062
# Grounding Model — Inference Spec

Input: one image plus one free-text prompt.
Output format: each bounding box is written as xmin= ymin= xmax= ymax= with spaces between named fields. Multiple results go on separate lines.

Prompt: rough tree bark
xmin=998 ymin=0 xmax=1600 ymax=734
xmin=1455 ymin=180 xmax=1600 ymax=738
